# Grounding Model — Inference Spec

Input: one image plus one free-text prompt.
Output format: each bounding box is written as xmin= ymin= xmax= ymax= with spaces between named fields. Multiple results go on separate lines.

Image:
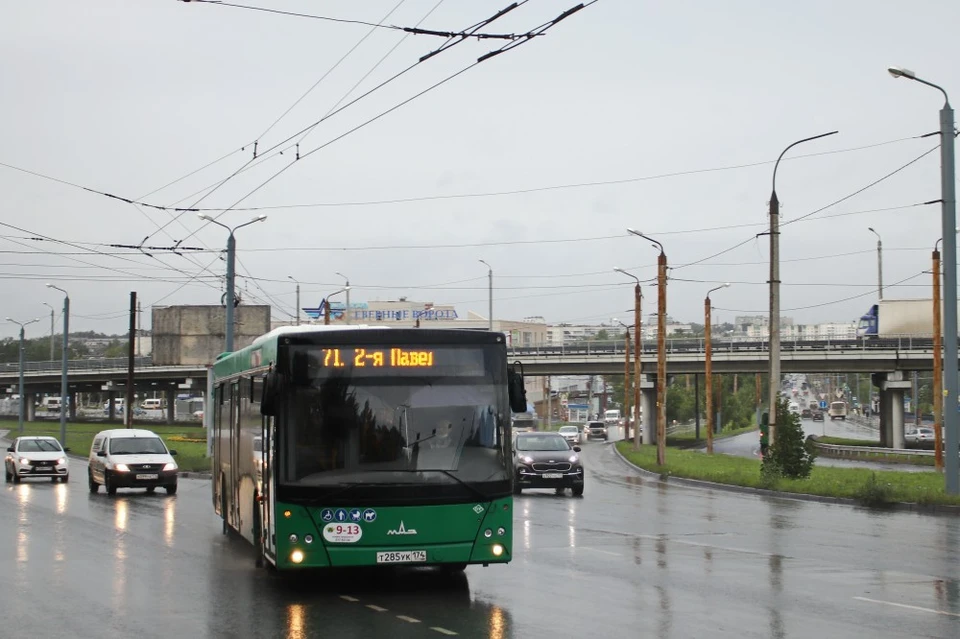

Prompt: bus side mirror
xmin=508 ymin=364 xmax=527 ymax=414
xmin=261 ymin=371 xmax=279 ymax=417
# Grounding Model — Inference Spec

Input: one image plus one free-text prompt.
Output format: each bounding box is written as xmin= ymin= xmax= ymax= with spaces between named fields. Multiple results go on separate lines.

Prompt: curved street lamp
xmin=323 ymin=287 xmax=350 ymax=325
xmin=889 ymin=65 xmax=958 ymax=493
xmin=197 ymin=213 xmax=267 ymax=352
xmin=46 ymin=283 xmax=70 ymax=446
xmin=335 ymin=272 xmax=351 ymax=324
xmin=704 ymin=283 xmax=731 ymax=454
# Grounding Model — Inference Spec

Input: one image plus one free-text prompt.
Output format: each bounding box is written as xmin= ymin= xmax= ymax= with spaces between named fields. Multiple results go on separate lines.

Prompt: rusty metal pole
xmin=623 ymin=328 xmax=631 ymax=440
xmin=634 ymin=284 xmax=642 ymax=447
xmin=657 ymin=252 xmax=667 ymax=466
xmin=934 ymin=246 xmax=944 ymax=471
xmin=324 ymin=298 xmax=330 ymax=326
xmin=705 ymin=296 xmax=714 ymax=454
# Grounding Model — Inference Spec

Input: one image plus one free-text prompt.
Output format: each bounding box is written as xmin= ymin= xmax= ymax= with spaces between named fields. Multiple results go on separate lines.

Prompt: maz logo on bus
xmin=322 ymin=348 xmax=435 ymax=369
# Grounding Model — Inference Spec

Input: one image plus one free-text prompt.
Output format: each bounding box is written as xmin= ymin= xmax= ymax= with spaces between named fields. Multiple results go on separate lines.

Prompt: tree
xmin=762 ymin=397 xmax=816 ymax=480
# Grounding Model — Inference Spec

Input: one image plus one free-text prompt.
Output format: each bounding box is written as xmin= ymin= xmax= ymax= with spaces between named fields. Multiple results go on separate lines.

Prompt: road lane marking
xmin=430 ymin=628 xmax=458 ymax=635
xmin=854 ymin=596 xmax=960 ymax=618
xmin=396 ymin=615 xmax=421 ymax=623
xmin=366 ymin=604 xmax=389 ymax=612
xmin=580 ymin=547 xmax=622 ymax=557
xmin=340 ymin=595 xmax=360 ymax=602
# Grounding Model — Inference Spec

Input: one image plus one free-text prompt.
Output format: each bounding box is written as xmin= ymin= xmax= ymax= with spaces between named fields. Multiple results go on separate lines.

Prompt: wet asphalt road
xmin=3 ymin=446 xmax=959 ymax=638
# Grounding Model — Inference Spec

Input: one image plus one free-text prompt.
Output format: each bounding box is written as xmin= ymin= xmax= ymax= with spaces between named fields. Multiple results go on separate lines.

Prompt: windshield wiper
xmin=433 ymin=469 xmax=491 ymax=502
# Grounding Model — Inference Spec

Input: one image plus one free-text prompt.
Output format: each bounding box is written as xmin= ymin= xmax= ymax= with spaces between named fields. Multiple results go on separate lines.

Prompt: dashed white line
xmin=340 ymin=595 xmax=360 ymax=602
xmin=366 ymin=604 xmax=389 ymax=612
xmin=430 ymin=627 xmax=458 ymax=636
xmin=853 ymin=596 xmax=960 ymax=618
xmin=396 ymin=615 xmax=421 ymax=623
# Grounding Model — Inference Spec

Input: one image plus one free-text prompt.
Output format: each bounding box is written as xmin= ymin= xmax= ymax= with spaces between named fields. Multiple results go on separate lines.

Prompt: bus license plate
xmin=542 ymin=473 xmax=563 ymax=479
xmin=376 ymin=550 xmax=426 ymax=564
xmin=136 ymin=473 xmax=159 ymax=480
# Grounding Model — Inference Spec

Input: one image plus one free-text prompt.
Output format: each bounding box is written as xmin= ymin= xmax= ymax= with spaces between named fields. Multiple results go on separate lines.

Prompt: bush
xmin=855 ymin=473 xmax=895 ymax=508
xmin=761 ymin=397 xmax=816 ymax=480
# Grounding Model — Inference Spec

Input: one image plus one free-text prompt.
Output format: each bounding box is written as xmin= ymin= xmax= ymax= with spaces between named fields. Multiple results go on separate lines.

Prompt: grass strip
xmin=615 ymin=441 xmax=960 ymax=507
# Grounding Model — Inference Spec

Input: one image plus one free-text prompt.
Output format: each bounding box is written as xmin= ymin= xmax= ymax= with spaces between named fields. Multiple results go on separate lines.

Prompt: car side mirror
xmin=169 ymin=449 xmax=178 ymax=456
xmin=63 ymin=447 xmax=71 ymax=452
xmin=573 ymin=446 xmax=581 ymax=453
xmin=97 ymin=450 xmax=107 ymax=457
xmin=6 ymin=446 xmax=13 ymax=452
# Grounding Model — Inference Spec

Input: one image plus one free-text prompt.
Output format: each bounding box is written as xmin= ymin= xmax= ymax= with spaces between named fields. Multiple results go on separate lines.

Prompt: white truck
xmin=828 ymin=401 xmax=848 ymax=421
xmin=604 ymin=409 xmax=621 ymax=425
xmin=857 ymin=299 xmax=947 ymax=338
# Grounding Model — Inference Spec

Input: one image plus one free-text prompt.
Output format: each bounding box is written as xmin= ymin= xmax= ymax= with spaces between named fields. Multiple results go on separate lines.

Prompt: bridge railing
xmin=0 ymin=356 xmax=154 ymax=373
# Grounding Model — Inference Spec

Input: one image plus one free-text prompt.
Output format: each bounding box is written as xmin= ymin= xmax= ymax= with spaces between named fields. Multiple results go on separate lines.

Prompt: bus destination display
xmin=310 ymin=346 xmax=488 ymax=377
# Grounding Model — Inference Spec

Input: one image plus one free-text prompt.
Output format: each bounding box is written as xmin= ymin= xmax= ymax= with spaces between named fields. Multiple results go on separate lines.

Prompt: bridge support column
xmin=641 ymin=375 xmax=657 ymax=445
xmin=107 ymin=394 xmax=118 ymax=420
xmin=166 ymin=388 xmax=176 ymax=425
xmin=876 ymin=372 xmax=911 ymax=449
xmin=26 ymin=393 xmax=36 ymax=422
xmin=69 ymin=392 xmax=77 ymax=421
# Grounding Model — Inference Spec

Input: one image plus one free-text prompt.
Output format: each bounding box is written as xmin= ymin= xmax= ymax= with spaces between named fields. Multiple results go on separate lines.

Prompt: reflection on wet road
xmin=2 ymin=449 xmax=959 ymax=638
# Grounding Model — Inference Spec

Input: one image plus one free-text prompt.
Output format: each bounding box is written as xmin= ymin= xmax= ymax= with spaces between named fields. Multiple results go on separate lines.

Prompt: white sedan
xmin=4 ymin=436 xmax=70 ymax=483
xmin=557 ymin=425 xmax=582 ymax=445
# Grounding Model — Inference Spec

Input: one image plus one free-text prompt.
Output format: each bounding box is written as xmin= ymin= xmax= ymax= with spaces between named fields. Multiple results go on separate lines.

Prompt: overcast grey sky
xmin=2 ymin=0 xmax=958 ymax=339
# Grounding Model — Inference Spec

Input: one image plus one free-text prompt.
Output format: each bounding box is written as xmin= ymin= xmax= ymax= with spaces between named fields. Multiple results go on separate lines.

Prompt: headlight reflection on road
xmin=164 ymin=499 xmax=176 ymax=547
xmin=286 ymin=603 xmax=307 ymax=639
xmin=55 ymin=482 xmax=68 ymax=515
xmin=113 ymin=500 xmax=129 ymax=611
xmin=488 ymin=604 xmax=506 ymax=639
xmin=115 ymin=499 xmax=128 ymax=532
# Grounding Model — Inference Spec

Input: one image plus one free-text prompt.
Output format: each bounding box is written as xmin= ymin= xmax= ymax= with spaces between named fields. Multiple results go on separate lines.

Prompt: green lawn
xmin=615 ymin=441 xmax=960 ymax=507
xmin=0 ymin=420 xmax=211 ymax=473
xmin=667 ymin=424 xmax=758 ymax=446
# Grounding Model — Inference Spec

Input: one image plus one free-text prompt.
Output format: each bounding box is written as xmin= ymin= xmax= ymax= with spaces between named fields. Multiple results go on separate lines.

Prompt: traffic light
xmin=759 ymin=411 xmax=770 ymax=457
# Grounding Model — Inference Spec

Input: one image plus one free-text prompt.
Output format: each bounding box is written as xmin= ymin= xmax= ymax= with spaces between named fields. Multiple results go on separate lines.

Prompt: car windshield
xmin=515 ymin=435 xmax=570 ymax=452
xmin=588 ymin=422 xmax=604 ymax=428
xmin=558 ymin=426 xmax=578 ymax=434
xmin=109 ymin=437 xmax=168 ymax=455
xmin=18 ymin=439 xmax=62 ymax=453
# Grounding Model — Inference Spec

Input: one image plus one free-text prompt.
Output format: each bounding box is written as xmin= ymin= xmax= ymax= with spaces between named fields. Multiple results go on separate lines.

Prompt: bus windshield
xmin=277 ymin=344 xmax=510 ymax=499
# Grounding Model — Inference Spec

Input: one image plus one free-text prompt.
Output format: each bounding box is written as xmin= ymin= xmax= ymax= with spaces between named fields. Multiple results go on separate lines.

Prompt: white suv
xmin=88 ymin=428 xmax=178 ymax=495
xmin=5 ymin=436 xmax=70 ymax=483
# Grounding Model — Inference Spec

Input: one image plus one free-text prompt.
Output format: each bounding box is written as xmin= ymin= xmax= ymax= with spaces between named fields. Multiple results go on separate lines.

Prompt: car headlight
xmin=162 ymin=462 xmax=177 ymax=471
xmin=569 ymin=455 xmax=579 ymax=463
xmin=114 ymin=463 xmax=130 ymax=472
xmin=56 ymin=458 xmax=66 ymax=465
xmin=19 ymin=458 xmax=30 ymax=466
xmin=519 ymin=455 xmax=534 ymax=465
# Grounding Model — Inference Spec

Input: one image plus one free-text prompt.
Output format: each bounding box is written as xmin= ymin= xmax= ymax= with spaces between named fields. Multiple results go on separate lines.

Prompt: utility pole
xmin=705 ymin=283 xmax=730 ymax=454
xmin=43 ymin=302 xmax=54 ymax=361
xmin=767 ymin=131 xmax=838 ymax=447
xmin=127 ymin=292 xmax=136 ymax=428
xmin=7 ymin=317 xmax=39 ymax=435
xmin=479 ymin=260 xmax=493 ymax=330
xmin=633 ymin=285 xmax=641 ymax=445
xmin=288 ymin=276 xmax=301 ymax=325
xmin=136 ymin=300 xmax=142 ymax=357
xmin=336 ymin=272 xmax=350 ymax=324
xmin=656 ymin=251 xmax=667 ymax=465
xmin=622 ymin=326 xmax=631 ymax=439
xmin=47 ymin=284 xmax=70 ymax=447
xmin=933 ymin=242 xmax=944 ymax=470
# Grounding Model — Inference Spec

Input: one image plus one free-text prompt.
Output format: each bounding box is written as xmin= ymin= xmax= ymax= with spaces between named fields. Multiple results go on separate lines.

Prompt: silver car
xmin=557 ymin=425 xmax=581 ymax=445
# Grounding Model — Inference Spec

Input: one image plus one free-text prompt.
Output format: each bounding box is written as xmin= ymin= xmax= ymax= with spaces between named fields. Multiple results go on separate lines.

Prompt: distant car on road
xmin=584 ymin=420 xmax=608 ymax=441
xmin=811 ymin=410 xmax=824 ymax=422
xmin=557 ymin=425 xmax=581 ymax=445
xmin=801 ymin=408 xmax=812 ymax=419
xmin=905 ymin=427 xmax=935 ymax=446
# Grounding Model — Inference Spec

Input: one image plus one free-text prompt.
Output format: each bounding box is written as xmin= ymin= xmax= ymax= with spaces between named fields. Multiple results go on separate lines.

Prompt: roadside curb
xmin=611 ymin=441 xmax=960 ymax=516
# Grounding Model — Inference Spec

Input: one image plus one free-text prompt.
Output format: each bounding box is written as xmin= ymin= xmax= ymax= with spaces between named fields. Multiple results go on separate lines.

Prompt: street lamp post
xmin=197 ymin=213 xmax=267 ymax=353
xmin=46 ymin=284 xmax=70 ymax=447
xmin=889 ymin=65 xmax=958 ymax=494
xmin=287 ymin=276 xmax=300 ymax=325
xmin=933 ymin=238 xmax=943 ymax=471
xmin=705 ymin=283 xmax=731 ymax=454
xmin=42 ymin=302 xmax=54 ymax=361
xmin=868 ymin=227 xmax=883 ymax=299
xmin=479 ymin=260 xmax=493 ymax=330
xmin=767 ymin=131 xmax=838 ymax=448
xmin=324 ymin=287 xmax=349 ymax=325
xmin=615 ymin=319 xmax=631 ymax=440
xmin=614 ymin=268 xmax=642 ymax=446
xmin=6 ymin=317 xmax=40 ymax=435
xmin=336 ymin=272 xmax=351 ymax=324
xmin=627 ymin=229 xmax=667 ymax=466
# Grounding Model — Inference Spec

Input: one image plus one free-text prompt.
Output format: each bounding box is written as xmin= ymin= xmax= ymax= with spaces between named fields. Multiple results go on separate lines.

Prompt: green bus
xmin=211 ymin=325 xmax=527 ymax=571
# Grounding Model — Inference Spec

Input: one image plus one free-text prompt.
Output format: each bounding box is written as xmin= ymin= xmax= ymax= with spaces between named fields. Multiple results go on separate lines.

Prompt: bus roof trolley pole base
xmin=213 ymin=325 xmax=517 ymax=572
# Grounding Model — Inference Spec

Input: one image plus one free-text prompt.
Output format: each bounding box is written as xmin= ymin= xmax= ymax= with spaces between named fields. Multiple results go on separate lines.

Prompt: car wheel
xmin=88 ymin=470 xmax=99 ymax=493
xmin=572 ymin=484 xmax=584 ymax=497
xmin=12 ymin=472 xmax=21 ymax=484
xmin=166 ymin=483 xmax=177 ymax=495
xmin=4 ymin=465 xmax=10 ymax=482
xmin=105 ymin=471 xmax=117 ymax=495
xmin=61 ymin=474 xmax=69 ymax=484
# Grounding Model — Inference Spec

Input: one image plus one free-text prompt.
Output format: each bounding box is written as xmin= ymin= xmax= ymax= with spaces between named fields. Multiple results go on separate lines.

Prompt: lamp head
xmin=723 ymin=282 xmax=731 ymax=288
xmin=887 ymin=66 xmax=916 ymax=80
xmin=46 ymin=283 xmax=54 ymax=289
xmin=868 ymin=227 xmax=875 ymax=232
xmin=4 ymin=317 xmax=11 ymax=322
xmin=253 ymin=214 xmax=267 ymax=222
xmin=626 ymin=228 xmax=642 ymax=237
xmin=198 ymin=213 xmax=212 ymax=222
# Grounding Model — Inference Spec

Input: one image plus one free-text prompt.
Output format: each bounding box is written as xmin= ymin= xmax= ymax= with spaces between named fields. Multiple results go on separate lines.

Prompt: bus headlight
xmin=290 ymin=550 xmax=304 ymax=564
xmin=289 ymin=534 xmax=298 ymax=543
xmin=492 ymin=544 xmax=504 ymax=557
xmin=497 ymin=527 xmax=506 ymax=536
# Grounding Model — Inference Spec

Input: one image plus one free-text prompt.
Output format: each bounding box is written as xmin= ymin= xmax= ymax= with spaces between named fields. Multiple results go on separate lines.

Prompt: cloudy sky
xmin=2 ymin=0 xmax=958 ymax=339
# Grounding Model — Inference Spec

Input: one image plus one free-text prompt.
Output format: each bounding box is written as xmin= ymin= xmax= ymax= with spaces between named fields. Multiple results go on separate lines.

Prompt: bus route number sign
xmin=322 ymin=348 xmax=434 ymax=369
